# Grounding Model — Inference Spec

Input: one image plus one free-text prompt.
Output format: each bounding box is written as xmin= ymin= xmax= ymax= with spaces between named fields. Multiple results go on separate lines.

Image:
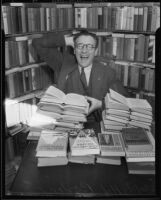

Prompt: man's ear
xmin=94 ymin=48 xmax=98 ymax=56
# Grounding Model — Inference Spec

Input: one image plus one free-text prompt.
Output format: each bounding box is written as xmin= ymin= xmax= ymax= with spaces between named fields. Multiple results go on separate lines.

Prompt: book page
xmin=65 ymin=93 xmax=88 ymax=107
xmin=45 ymin=85 xmax=66 ymax=101
xmin=109 ymin=89 xmax=128 ymax=105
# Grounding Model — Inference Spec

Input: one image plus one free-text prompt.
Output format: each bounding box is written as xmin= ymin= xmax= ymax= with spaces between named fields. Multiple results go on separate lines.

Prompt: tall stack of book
xmin=37 ymin=85 xmax=89 ymax=130
xmin=68 ymin=129 xmax=100 ymax=164
xmin=96 ymin=132 xmax=125 ymax=165
xmin=121 ymin=127 xmax=155 ymax=174
xmin=36 ymin=130 xmax=68 ymax=167
xmin=101 ymin=89 xmax=130 ymax=132
xmin=102 ymin=89 xmax=153 ymax=131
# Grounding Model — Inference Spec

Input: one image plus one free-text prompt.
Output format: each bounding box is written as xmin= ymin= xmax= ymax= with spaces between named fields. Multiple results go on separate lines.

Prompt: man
xmin=32 ymin=30 xmax=128 ymax=122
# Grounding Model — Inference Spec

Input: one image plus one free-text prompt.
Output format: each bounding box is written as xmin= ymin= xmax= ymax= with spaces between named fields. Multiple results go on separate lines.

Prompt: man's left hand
xmin=85 ymin=96 xmax=102 ymax=115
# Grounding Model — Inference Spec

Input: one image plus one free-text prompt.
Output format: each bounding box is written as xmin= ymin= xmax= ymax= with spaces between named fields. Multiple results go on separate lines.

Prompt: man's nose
xmin=81 ymin=45 xmax=88 ymax=52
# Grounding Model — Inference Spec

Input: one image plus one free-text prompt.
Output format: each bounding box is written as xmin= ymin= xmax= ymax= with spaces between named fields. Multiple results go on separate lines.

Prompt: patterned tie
xmin=80 ymin=67 xmax=87 ymax=90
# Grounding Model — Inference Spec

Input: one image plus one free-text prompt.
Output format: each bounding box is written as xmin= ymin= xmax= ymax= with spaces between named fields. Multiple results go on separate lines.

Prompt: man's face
xmin=74 ymin=35 xmax=98 ymax=68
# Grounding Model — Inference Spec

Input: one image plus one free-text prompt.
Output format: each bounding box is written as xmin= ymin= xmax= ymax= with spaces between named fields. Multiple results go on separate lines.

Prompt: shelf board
xmin=6 ymin=89 xmax=45 ymax=103
xmin=5 ymin=28 xmax=156 ymax=39
xmin=115 ymin=60 xmax=155 ymax=69
xmin=5 ymin=62 xmax=46 ymax=75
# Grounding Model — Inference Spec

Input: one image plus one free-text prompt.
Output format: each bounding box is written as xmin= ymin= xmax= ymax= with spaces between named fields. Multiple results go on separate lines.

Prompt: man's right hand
xmin=64 ymin=34 xmax=74 ymax=48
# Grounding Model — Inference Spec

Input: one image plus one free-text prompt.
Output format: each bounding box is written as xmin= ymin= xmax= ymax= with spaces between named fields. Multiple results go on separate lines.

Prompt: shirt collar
xmin=78 ymin=64 xmax=92 ymax=74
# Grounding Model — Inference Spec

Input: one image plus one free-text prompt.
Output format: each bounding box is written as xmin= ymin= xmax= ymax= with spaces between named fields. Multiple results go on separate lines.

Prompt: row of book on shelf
xmin=74 ymin=4 xmax=160 ymax=32
xmin=5 ymin=33 xmax=155 ymax=70
xmin=5 ymin=64 xmax=54 ymax=98
xmin=15 ymin=85 xmax=154 ymax=174
xmin=2 ymin=3 xmax=160 ymax=34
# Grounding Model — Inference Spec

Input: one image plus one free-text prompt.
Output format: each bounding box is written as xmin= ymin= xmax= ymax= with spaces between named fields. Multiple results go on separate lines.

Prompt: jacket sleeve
xmin=32 ymin=32 xmax=66 ymax=73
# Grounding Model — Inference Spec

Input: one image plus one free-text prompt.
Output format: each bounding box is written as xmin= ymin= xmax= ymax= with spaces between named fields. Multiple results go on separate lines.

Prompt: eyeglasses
xmin=75 ymin=43 xmax=96 ymax=51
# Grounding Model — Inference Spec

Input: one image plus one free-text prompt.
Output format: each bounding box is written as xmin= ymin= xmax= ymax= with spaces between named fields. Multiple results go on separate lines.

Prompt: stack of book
xmin=68 ymin=129 xmax=100 ymax=164
xmin=102 ymin=89 xmax=130 ymax=132
xmin=37 ymin=85 xmax=89 ymax=130
xmin=36 ymin=130 xmax=68 ymax=167
xmin=7 ymin=123 xmax=29 ymax=137
xmin=121 ymin=127 xmax=155 ymax=174
xmin=96 ymin=132 xmax=125 ymax=165
xmin=103 ymin=89 xmax=153 ymax=130
xmin=128 ymin=99 xmax=153 ymax=130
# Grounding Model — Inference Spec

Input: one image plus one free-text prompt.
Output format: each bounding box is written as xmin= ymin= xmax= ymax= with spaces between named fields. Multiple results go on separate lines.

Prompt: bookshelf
xmin=2 ymin=2 xmax=159 ymax=125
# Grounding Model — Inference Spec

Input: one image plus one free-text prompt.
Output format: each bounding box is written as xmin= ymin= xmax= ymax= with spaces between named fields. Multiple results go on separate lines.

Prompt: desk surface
xmin=10 ymin=123 xmax=156 ymax=197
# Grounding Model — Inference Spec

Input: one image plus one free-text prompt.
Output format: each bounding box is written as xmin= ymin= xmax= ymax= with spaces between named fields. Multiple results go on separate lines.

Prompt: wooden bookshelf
xmin=10 ymin=89 xmax=45 ymax=103
xmin=5 ymin=62 xmax=46 ymax=75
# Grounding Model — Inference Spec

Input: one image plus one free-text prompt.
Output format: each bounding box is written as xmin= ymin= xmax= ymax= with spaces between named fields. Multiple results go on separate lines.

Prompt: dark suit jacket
xmin=32 ymin=32 xmax=128 ymax=121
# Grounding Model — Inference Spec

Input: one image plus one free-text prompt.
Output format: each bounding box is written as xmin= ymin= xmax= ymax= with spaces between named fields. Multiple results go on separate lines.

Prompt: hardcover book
xmin=98 ymin=132 xmax=125 ymax=156
xmin=37 ymin=156 xmax=68 ymax=167
xmin=121 ymin=127 xmax=153 ymax=152
xmin=36 ymin=130 xmax=68 ymax=157
xmin=96 ymin=155 xmax=121 ymax=165
xmin=68 ymin=152 xmax=95 ymax=164
xmin=127 ymin=161 xmax=155 ymax=174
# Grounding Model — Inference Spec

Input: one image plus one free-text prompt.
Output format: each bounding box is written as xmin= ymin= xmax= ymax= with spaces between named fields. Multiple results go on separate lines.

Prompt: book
xmin=96 ymin=155 xmax=121 ymax=165
xmin=104 ymin=93 xmax=129 ymax=111
xmin=105 ymin=108 xmax=130 ymax=118
xmin=120 ymin=129 xmax=155 ymax=162
xmin=127 ymin=161 xmax=155 ymax=175
xmin=128 ymin=120 xmax=151 ymax=130
xmin=27 ymin=131 xmax=41 ymax=140
xmin=121 ymin=127 xmax=153 ymax=152
xmin=36 ymin=130 xmax=68 ymax=157
xmin=98 ymin=132 xmax=125 ymax=156
xmin=100 ymin=121 xmax=121 ymax=133
xmin=38 ymin=85 xmax=89 ymax=116
xmin=69 ymin=129 xmax=100 ymax=156
xmin=109 ymin=89 xmax=152 ymax=112
xmin=37 ymin=156 xmax=68 ymax=167
xmin=68 ymin=152 xmax=95 ymax=164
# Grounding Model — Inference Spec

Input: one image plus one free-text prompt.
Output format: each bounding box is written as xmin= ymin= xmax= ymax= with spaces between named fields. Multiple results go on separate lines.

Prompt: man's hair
xmin=73 ymin=30 xmax=98 ymax=48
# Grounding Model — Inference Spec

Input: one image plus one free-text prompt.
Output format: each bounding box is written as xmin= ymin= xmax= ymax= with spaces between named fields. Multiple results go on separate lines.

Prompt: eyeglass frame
xmin=75 ymin=43 xmax=96 ymax=51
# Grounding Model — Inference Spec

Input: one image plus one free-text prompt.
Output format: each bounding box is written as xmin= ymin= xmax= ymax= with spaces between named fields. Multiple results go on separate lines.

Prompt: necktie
xmin=80 ymin=67 xmax=87 ymax=90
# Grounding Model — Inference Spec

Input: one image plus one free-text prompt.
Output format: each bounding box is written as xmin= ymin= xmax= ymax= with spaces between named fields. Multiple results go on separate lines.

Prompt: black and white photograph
xmin=1 ymin=1 xmax=160 ymax=199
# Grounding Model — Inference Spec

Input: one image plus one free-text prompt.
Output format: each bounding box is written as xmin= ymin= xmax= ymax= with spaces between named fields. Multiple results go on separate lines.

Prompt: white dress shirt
xmin=78 ymin=64 xmax=92 ymax=86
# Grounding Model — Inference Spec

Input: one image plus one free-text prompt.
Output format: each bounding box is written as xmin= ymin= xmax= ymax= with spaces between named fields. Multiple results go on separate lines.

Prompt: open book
xmin=42 ymin=85 xmax=89 ymax=108
xmin=109 ymin=89 xmax=152 ymax=112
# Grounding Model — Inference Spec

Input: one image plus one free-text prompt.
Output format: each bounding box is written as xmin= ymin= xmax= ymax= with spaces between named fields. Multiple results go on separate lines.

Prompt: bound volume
xmin=121 ymin=127 xmax=152 ymax=152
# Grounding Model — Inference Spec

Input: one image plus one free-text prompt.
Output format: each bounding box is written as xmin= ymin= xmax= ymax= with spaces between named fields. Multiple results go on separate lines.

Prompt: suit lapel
xmin=89 ymin=61 xmax=105 ymax=99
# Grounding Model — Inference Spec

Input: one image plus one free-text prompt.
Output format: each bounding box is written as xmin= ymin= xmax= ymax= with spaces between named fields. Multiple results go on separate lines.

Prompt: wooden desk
xmin=9 ymin=123 xmax=156 ymax=197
